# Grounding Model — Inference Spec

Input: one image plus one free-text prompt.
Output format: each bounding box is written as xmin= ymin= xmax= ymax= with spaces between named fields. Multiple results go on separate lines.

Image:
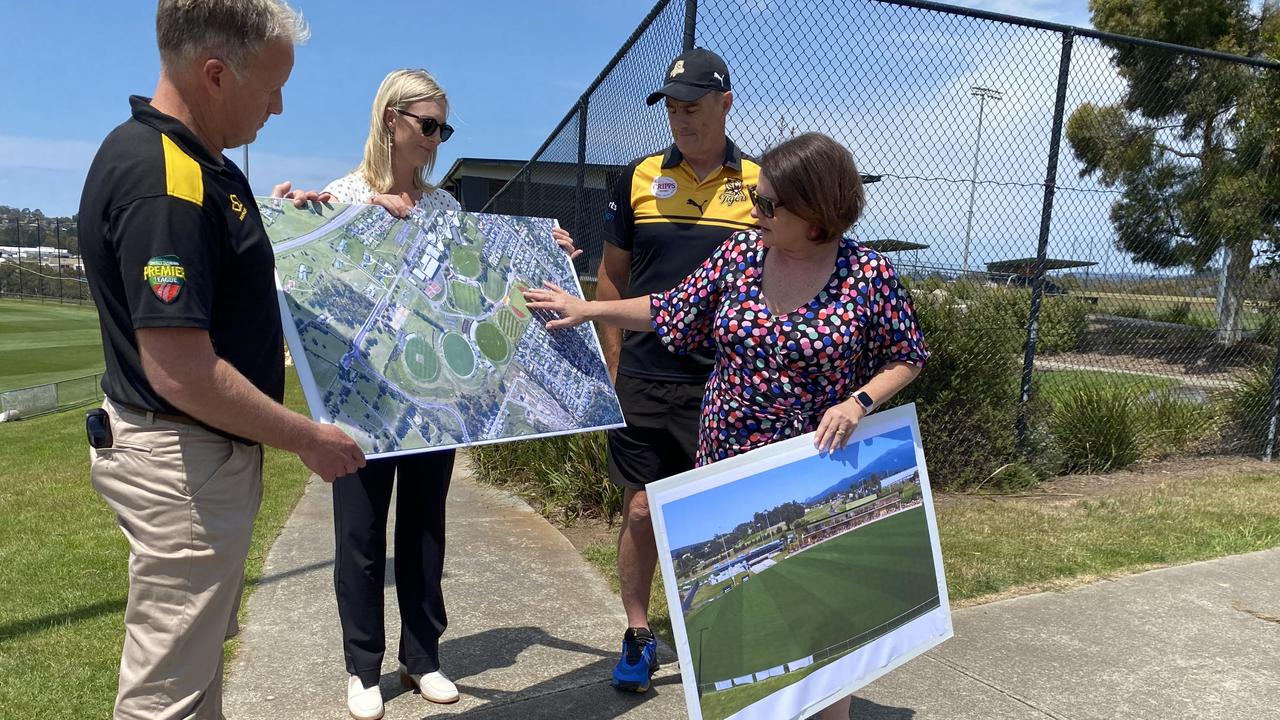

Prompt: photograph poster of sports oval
xmin=648 ymin=403 xmax=951 ymax=720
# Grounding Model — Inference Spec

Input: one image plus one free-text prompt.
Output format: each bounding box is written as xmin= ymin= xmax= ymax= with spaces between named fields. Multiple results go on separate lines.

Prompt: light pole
xmin=962 ymin=86 xmax=1002 ymax=276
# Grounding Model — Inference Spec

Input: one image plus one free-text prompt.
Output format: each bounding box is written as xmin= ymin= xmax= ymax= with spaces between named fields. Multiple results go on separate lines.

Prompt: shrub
xmin=891 ymin=286 xmax=1032 ymax=490
xmin=1253 ymin=311 xmax=1280 ymax=346
xmin=1050 ymin=385 xmax=1142 ymax=472
xmin=1109 ymin=304 xmax=1148 ymax=320
xmin=470 ymin=431 xmax=620 ymax=522
xmin=973 ymin=461 xmax=1041 ymax=492
xmin=1222 ymin=362 xmax=1275 ymax=453
xmin=1137 ymin=388 xmax=1214 ymax=457
xmin=1037 ymin=295 xmax=1090 ymax=355
xmin=1150 ymin=303 xmax=1191 ymax=325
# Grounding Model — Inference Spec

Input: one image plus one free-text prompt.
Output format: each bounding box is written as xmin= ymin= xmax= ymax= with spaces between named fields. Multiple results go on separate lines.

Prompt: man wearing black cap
xmin=596 ymin=47 xmax=760 ymax=692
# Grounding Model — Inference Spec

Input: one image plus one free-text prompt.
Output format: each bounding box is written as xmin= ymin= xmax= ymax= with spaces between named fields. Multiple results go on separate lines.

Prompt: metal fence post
xmin=573 ymin=99 xmax=589 ymax=258
xmin=36 ymin=219 xmax=43 ymax=299
xmin=683 ymin=0 xmax=697 ymax=51
xmin=1017 ymin=28 xmax=1075 ymax=449
xmin=10 ymin=216 xmax=18 ymax=299
xmin=56 ymin=218 xmax=64 ymax=304
xmin=1264 ymin=339 xmax=1280 ymax=460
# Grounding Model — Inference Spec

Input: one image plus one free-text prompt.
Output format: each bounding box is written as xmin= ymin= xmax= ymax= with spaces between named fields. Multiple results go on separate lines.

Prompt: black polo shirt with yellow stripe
xmin=79 ymin=95 xmax=285 ymax=423
xmin=606 ymin=139 xmax=760 ymax=382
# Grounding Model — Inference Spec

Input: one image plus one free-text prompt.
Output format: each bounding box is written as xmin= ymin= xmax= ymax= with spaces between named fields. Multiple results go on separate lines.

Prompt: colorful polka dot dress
xmin=650 ymin=229 xmax=928 ymax=465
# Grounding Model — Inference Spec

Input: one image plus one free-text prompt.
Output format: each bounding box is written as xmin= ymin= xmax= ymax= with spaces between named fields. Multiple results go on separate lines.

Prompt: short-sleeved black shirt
xmin=79 ymin=96 xmax=285 ymax=433
xmin=605 ymin=139 xmax=760 ymax=383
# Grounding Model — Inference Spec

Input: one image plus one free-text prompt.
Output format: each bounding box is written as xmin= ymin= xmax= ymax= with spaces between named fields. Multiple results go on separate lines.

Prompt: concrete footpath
xmin=225 ymin=461 xmax=1280 ymax=719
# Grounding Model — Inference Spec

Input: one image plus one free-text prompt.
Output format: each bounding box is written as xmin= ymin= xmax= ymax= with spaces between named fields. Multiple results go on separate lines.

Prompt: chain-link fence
xmin=0 ymin=372 xmax=104 ymax=420
xmin=0 ymin=215 xmax=91 ymax=304
xmin=482 ymin=0 xmax=1280 ymax=485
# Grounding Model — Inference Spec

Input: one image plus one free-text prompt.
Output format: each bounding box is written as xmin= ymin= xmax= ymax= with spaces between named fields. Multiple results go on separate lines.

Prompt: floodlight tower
xmin=962 ymin=86 xmax=1003 ymax=276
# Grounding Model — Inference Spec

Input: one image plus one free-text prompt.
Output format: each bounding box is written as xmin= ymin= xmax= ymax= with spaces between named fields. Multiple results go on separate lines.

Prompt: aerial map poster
xmin=647 ymin=404 xmax=951 ymax=720
xmin=260 ymin=197 xmax=625 ymax=458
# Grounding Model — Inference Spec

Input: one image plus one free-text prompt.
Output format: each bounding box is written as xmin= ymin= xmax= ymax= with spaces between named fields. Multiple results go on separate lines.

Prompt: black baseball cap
xmin=645 ymin=47 xmax=732 ymax=106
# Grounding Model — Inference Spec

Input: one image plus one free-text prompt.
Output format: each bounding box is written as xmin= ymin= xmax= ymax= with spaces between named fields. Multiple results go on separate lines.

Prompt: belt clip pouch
xmin=86 ymin=408 xmax=113 ymax=449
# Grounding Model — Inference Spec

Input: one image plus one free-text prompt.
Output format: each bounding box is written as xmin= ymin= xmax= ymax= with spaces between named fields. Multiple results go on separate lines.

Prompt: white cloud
xmin=945 ymin=0 xmax=1090 ymax=26
xmin=720 ymin=24 xmax=1139 ymax=273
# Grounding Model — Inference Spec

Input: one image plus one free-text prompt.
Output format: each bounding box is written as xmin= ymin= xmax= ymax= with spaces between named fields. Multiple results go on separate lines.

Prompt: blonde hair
xmin=358 ymin=69 xmax=448 ymax=194
xmin=157 ymin=0 xmax=308 ymax=77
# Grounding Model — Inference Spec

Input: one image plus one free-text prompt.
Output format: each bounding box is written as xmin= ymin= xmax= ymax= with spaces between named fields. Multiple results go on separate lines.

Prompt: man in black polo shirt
xmin=598 ymin=47 xmax=760 ymax=692
xmin=78 ymin=2 xmax=363 ymax=717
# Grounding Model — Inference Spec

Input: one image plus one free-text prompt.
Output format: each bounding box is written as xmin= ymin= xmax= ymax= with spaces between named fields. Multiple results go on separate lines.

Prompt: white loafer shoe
xmin=347 ymin=675 xmax=384 ymax=720
xmin=399 ymin=663 xmax=459 ymax=704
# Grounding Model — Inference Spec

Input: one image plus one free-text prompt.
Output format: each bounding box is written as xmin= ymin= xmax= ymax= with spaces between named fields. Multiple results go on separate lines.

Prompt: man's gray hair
xmin=157 ymin=0 xmax=309 ymax=75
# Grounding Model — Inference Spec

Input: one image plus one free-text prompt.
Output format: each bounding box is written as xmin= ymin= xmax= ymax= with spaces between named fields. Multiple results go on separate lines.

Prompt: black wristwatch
xmin=854 ymin=390 xmax=875 ymax=413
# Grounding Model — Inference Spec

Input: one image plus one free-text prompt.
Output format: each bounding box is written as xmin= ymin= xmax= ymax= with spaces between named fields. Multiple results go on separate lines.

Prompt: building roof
xmin=440 ymin=157 xmax=883 ymax=188
xmin=862 ymin=238 xmax=929 ymax=253
xmin=985 ymin=257 xmax=1098 ymax=276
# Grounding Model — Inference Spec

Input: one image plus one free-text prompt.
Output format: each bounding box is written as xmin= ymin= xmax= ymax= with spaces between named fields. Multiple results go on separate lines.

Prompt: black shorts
xmin=607 ymin=374 xmax=705 ymax=490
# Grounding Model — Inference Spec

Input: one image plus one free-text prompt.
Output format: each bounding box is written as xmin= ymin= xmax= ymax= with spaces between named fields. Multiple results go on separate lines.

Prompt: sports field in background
xmin=684 ymin=507 xmax=940 ymax=716
xmin=0 ymin=299 xmax=103 ymax=392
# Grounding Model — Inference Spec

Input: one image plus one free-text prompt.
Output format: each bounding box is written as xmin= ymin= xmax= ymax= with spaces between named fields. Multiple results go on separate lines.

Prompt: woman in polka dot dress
xmin=525 ymin=131 xmax=926 ymax=719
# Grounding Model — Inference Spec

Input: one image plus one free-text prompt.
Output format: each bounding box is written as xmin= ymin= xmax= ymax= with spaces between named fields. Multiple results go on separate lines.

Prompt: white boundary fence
xmin=0 ymin=372 xmax=103 ymax=421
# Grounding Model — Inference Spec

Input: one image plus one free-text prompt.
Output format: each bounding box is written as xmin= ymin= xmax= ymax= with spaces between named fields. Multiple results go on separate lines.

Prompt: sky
xmin=0 ymin=0 xmax=1097 ymax=221
xmin=660 ymin=426 xmax=917 ymax=551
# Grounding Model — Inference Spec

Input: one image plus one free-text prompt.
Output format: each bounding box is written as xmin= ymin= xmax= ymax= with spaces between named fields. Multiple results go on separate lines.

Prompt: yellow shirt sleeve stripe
xmin=161 ymin=135 xmax=204 ymax=207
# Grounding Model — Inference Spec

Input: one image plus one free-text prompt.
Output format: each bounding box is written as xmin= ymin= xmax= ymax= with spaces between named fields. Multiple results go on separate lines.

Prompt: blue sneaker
xmin=611 ymin=627 xmax=659 ymax=692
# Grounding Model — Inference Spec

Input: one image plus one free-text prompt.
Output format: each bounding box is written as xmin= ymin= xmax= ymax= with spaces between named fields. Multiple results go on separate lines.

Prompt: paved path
xmin=224 ymin=463 xmax=684 ymax=719
xmin=226 ymin=461 xmax=1280 ymax=720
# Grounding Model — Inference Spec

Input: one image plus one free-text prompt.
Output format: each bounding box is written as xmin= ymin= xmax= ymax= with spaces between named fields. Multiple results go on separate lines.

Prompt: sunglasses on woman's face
xmin=394 ymin=108 xmax=454 ymax=142
xmin=748 ymin=184 xmax=784 ymax=218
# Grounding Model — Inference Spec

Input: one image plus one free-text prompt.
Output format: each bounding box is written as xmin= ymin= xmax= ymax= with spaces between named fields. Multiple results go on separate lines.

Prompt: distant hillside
xmin=0 ymin=206 xmax=80 ymax=254
xmin=803 ymin=439 xmax=917 ymax=505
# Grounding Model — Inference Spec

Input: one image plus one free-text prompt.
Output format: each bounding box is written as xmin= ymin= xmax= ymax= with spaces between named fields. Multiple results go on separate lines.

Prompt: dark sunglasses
xmin=748 ymin=184 xmax=784 ymax=218
xmin=394 ymin=108 xmax=454 ymax=142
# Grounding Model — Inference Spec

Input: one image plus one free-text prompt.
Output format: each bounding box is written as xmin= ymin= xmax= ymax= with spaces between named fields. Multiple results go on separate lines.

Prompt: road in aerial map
xmin=260 ymin=197 xmax=624 ymax=457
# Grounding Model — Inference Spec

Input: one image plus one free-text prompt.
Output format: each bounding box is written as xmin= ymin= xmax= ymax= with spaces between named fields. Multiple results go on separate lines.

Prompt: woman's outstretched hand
xmin=522 ymin=282 xmax=593 ymax=330
xmin=552 ymin=226 xmax=583 ymax=259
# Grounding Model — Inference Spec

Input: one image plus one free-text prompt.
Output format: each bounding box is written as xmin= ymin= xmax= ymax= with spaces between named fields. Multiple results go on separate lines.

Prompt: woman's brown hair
xmin=760 ymin=132 xmax=865 ymax=244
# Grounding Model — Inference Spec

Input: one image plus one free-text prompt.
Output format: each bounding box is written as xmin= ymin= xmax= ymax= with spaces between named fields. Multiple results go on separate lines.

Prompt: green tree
xmin=1066 ymin=0 xmax=1280 ymax=344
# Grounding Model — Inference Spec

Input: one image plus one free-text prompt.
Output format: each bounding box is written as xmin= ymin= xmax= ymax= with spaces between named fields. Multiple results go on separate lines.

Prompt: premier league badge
xmin=143 ymin=255 xmax=186 ymax=304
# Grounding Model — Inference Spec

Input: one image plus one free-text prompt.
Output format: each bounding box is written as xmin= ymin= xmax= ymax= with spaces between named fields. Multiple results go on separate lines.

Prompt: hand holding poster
xmin=261 ymin=197 xmax=624 ymax=458
xmin=648 ymin=404 xmax=951 ymax=720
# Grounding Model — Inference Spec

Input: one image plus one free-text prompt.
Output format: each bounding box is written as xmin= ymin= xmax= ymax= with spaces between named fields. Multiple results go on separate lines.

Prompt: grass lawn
xmin=1036 ymin=369 xmax=1177 ymax=404
xmin=1087 ymin=292 xmax=1265 ymax=331
xmin=578 ymin=467 xmax=1280 ymax=664
xmin=0 ymin=369 xmax=313 ymax=718
xmin=0 ymin=298 xmax=104 ymax=391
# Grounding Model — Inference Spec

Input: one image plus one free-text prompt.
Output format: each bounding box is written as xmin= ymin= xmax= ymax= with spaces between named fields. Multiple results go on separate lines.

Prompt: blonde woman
xmin=322 ymin=69 xmax=576 ymax=719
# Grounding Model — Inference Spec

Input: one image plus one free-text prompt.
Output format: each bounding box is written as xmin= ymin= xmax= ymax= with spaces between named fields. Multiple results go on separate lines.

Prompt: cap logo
xmin=652 ymin=176 xmax=679 ymax=199
xmin=143 ymin=255 xmax=186 ymax=304
xmin=713 ymin=71 xmax=725 ymax=86
xmin=670 ymin=60 xmax=685 ymax=78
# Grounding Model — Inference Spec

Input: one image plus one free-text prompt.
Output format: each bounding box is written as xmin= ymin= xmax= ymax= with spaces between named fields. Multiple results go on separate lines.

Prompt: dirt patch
xmin=557 ymin=518 xmax=617 ymax=554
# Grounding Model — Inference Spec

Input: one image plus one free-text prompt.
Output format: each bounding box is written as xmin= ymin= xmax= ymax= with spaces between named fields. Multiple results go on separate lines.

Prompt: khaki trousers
xmin=90 ymin=399 xmax=263 ymax=720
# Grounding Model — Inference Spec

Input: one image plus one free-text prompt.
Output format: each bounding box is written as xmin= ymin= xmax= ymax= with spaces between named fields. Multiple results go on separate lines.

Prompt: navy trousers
xmin=332 ymin=450 xmax=454 ymax=686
